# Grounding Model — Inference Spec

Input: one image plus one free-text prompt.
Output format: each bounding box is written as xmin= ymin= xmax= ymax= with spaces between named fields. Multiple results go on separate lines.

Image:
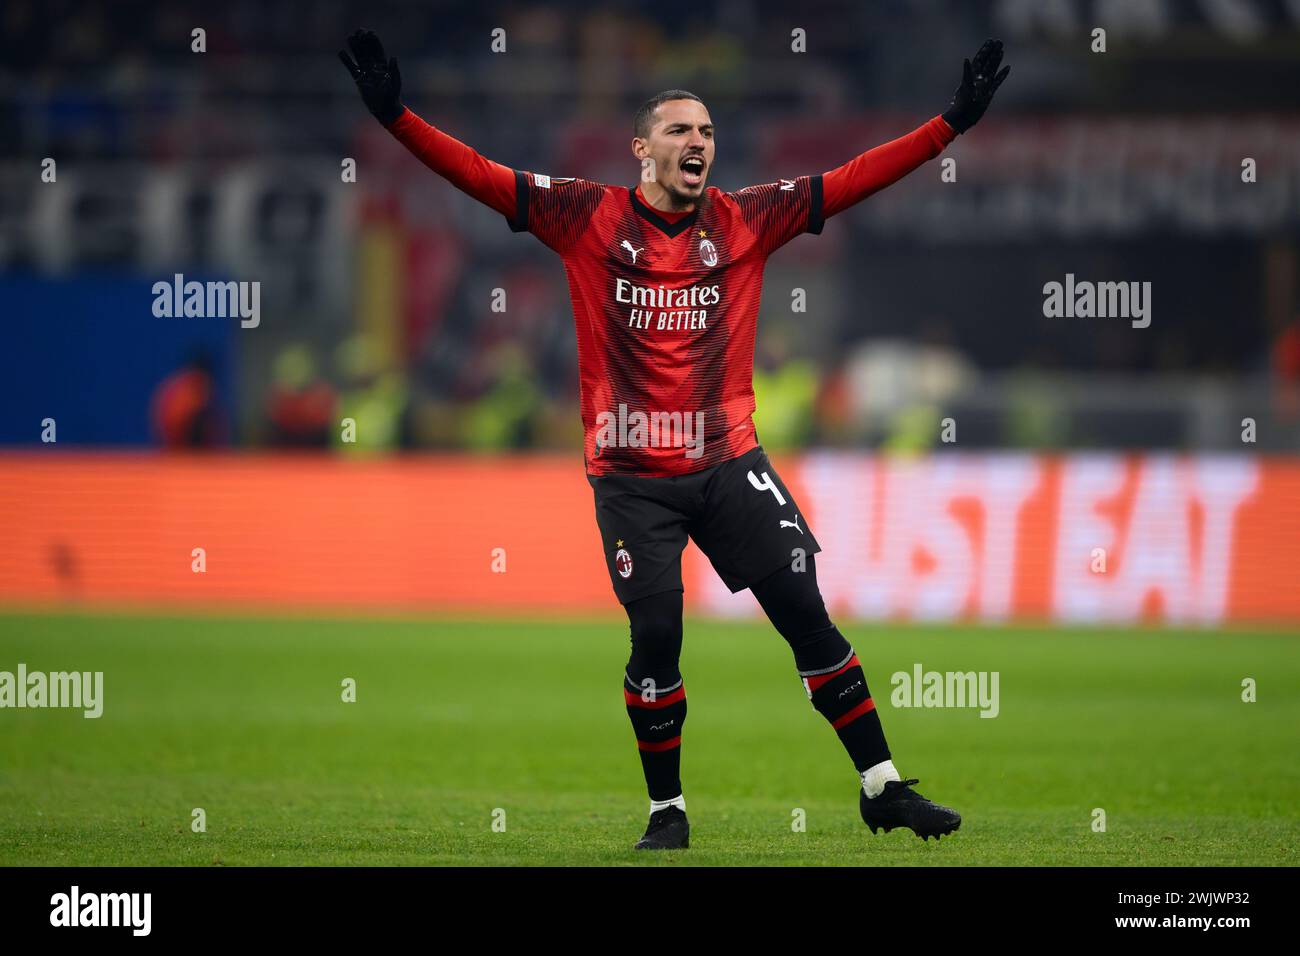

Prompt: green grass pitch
xmin=0 ymin=610 xmax=1295 ymax=866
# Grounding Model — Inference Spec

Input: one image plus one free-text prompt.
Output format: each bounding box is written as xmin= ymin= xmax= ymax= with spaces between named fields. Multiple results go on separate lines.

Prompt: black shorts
xmin=587 ymin=445 xmax=822 ymax=604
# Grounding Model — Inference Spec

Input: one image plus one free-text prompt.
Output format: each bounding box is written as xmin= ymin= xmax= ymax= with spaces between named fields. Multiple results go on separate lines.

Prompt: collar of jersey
xmin=628 ymin=186 xmax=700 ymax=238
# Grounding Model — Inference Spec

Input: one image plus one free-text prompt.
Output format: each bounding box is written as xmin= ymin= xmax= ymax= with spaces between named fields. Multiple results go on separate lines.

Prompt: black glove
xmin=338 ymin=29 xmax=404 ymax=126
xmin=942 ymin=38 xmax=1010 ymax=134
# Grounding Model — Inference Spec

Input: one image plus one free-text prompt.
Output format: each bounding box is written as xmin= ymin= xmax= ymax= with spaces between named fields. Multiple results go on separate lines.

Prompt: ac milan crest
xmin=699 ymin=237 xmax=718 ymax=268
xmin=615 ymin=547 xmax=633 ymax=579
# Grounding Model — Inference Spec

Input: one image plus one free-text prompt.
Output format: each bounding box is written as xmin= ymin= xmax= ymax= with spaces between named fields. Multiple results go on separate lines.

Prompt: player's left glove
xmin=338 ymin=28 xmax=405 ymax=126
xmin=942 ymin=38 xmax=1010 ymax=134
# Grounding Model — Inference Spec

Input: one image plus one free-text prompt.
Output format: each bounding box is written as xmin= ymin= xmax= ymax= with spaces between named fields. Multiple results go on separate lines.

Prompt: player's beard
xmin=665 ymin=170 xmax=709 ymax=211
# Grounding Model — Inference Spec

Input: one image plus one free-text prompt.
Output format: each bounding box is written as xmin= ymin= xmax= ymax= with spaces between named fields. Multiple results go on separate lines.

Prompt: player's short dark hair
xmin=634 ymin=90 xmax=705 ymax=139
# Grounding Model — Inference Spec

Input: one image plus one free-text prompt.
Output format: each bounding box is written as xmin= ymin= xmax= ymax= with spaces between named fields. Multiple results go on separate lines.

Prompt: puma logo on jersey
xmin=780 ymin=179 xmax=796 ymax=191
xmin=620 ymin=240 xmax=644 ymax=264
xmin=780 ymin=514 xmax=804 ymax=534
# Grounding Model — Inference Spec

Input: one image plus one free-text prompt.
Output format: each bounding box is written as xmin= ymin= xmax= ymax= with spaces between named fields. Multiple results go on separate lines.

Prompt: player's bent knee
xmin=625 ymin=588 xmax=685 ymax=685
xmin=751 ymin=563 xmax=834 ymax=648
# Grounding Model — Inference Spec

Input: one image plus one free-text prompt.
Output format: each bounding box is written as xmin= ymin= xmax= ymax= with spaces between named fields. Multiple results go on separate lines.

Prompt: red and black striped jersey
xmin=386 ymin=109 xmax=955 ymax=477
xmin=507 ymin=175 xmax=823 ymax=476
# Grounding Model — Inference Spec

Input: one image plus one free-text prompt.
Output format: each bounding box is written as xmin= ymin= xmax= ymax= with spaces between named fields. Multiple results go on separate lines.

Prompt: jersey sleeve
xmin=726 ymin=175 xmax=824 ymax=256
xmin=507 ymin=173 xmax=609 ymax=254
xmin=820 ymin=116 xmax=955 ymax=219
xmin=386 ymin=108 xmax=517 ymax=218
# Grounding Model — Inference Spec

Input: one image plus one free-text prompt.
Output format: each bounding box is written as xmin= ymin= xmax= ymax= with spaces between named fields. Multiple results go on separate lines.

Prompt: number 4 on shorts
xmin=747 ymin=470 xmax=787 ymax=506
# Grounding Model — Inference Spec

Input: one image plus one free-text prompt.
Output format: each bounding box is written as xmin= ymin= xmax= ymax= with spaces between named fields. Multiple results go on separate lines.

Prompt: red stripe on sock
xmin=637 ymin=736 xmax=682 ymax=752
xmin=832 ymin=696 xmax=876 ymax=729
xmin=624 ymin=686 xmax=686 ymax=709
xmin=804 ymin=654 xmax=860 ymax=694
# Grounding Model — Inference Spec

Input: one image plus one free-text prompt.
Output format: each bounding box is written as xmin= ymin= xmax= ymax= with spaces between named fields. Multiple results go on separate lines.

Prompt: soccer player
xmin=341 ymin=29 xmax=1009 ymax=850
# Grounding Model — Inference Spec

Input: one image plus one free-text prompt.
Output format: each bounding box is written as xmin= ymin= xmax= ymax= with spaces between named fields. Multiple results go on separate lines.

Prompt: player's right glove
xmin=338 ymin=29 xmax=405 ymax=126
xmin=942 ymin=38 xmax=1010 ymax=134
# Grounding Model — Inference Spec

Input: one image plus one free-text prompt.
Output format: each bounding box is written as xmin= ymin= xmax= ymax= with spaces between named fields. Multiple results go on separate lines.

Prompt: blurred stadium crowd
xmin=4 ymin=0 xmax=1300 ymax=452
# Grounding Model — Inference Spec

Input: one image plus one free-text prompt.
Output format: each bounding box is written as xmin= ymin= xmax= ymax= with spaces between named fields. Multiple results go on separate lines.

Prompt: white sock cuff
xmin=861 ymin=759 xmax=901 ymax=798
xmin=650 ymin=794 xmax=686 ymax=815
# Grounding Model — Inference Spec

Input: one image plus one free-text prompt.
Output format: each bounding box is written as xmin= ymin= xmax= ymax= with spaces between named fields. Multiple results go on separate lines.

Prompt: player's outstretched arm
xmin=822 ymin=38 xmax=1009 ymax=219
xmin=338 ymin=29 xmax=516 ymax=218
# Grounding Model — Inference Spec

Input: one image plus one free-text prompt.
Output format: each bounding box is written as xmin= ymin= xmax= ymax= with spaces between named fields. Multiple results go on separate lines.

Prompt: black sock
xmin=623 ymin=589 xmax=687 ymax=802
xmin=751 ymin=558 xmax=891 ymax=772
xmin=623 ymin=674 xmax=686 ymax=802
xmin=796 ymin=629 xmax=890 ymax=772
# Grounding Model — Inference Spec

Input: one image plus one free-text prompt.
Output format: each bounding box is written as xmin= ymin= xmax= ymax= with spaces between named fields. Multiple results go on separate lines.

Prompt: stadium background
xmin=1 ymin=0 xmax=1298 ymax=867
xmin=2 ymin=0 xmax=1299 ymax=624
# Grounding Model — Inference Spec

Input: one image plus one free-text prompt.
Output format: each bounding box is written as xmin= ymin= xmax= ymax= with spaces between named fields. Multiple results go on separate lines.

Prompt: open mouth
xmin=679 ymin=155 xmax=705 ymax=187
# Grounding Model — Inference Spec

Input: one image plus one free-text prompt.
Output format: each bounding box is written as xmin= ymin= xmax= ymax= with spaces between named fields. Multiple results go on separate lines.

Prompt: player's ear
xmin=631 ymin=137 xmax=647 ymax=160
